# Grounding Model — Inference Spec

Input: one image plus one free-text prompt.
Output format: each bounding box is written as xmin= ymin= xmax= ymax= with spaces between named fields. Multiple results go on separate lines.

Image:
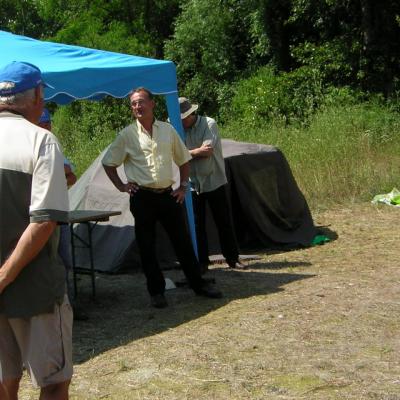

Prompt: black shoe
xmin=151 ymin=294 xmax=168 ymax=308
xmin=195 ymin=283 xmax=223 ymax=299
xmin=200 ymin=262 xmax=209 ymax=275
xmin=228 ymin=261 xmax=247 ymax=270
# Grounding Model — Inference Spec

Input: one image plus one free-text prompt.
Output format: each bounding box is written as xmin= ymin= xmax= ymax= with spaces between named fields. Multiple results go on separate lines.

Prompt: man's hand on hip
xmin=120 ymin=182 xmax=139 ymax=196
xmin=171 ymin=186 xmax=187 ymax=204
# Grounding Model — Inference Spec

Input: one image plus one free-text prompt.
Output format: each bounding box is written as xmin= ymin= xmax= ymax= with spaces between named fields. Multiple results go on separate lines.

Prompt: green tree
xmin=0 ymin=0 xmax=42 ymax=37
xmin=288 ymin=0 xmax=400 ymax=95
xmin=359 ymin=0 xmax=400 ymax=95
xmin=165 ymin=0 xmax=269 ymax=114
xmin=167 ymin=0 xmax=400 ymax=119
xmin=36 ymin=0 xmax=180 ymax=57
xmin=258 ymin=0 xmax=291 ymax=71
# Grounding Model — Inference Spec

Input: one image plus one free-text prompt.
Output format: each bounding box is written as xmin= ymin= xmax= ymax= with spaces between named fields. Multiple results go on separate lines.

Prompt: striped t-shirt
xmin=0 ymin=111 xmax=69 ymax=318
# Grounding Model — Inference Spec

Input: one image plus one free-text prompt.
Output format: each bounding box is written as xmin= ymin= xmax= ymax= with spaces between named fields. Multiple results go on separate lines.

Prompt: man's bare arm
xmin=179 ymin=161 xmax=190 ymax=185
xmin=64 ymin=164 xmax=77 ymax=187
xmin=0 ymin=221 xmax=56 ymax=293
xmin=103 ymin=164 xmax=138 ymax=195
xmin=189 ymin=144 xmax=213 ymax=158
xmin=172 ymin=161 xmax=190 ymax=204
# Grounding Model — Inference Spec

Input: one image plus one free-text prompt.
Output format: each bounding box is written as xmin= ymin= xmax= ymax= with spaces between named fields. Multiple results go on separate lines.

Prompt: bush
xmin=224 ymin=65 xmax=326 ymax=125
xmin=165 ymin=0 xmax=267 ymax=115
xmin=291 ymin=40 xmax=358 ymax=87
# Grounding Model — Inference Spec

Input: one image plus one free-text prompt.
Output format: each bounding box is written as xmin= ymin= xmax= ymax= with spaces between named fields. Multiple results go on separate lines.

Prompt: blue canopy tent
xmin=0 ymin=29 xmax=197 ymax=252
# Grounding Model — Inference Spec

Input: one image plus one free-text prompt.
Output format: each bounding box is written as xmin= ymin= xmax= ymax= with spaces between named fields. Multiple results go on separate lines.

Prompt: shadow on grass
xmin=241 ymin=224 xmax=339 ymax=258
xmin=249 ymin=260 xmax=312 ymax=270
xmin=316 ymin=225 xmax=338 ymax=242
xmin=73 ymin=260 xmax=315 ymax=364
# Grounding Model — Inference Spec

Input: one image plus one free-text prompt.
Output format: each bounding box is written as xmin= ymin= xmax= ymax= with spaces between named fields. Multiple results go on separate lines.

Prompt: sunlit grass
xmin=221 ymin=103 xmax=400 ymax=209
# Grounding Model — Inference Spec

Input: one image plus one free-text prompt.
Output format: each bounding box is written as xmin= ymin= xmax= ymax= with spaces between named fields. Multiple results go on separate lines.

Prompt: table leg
xmin=87 ymin=222 xmax=96 ymax=299
xmin=70 ymin=223 xmax=78 ymax=298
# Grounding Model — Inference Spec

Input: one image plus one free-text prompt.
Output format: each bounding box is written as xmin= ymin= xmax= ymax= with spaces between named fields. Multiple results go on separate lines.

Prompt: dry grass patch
xmin=18 ymin=203 xmax=400 ymax=400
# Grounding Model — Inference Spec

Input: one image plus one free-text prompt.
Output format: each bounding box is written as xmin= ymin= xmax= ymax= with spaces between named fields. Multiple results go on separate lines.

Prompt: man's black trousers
xmin=130 ymin=189 xmax=203 ymax=296
xmin=191 ymin=184 xmax=239 ymax=266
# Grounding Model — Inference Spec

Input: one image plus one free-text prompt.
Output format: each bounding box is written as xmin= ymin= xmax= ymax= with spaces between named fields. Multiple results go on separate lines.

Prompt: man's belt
xmin=138 ymin=185 xmax=172 ymax=194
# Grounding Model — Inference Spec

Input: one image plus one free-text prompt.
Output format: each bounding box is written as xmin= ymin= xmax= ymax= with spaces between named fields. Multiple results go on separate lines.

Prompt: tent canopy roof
xmin=0 ymin=30 xmax=178 ymax=104
xmin=0 ymin=30 xmax=196 ymax=246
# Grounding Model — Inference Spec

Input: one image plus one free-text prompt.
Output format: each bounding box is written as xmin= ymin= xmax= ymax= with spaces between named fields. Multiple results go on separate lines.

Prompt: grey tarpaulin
xmin=69 ymin=139 xmax=316 ymax=272
xmin=220 ymin=140 xmax=316 ymax=250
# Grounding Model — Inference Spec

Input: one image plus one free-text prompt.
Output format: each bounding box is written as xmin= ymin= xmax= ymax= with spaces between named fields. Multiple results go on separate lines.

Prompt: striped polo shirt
xmin=0 ymin=111 xmax=69 ymax=318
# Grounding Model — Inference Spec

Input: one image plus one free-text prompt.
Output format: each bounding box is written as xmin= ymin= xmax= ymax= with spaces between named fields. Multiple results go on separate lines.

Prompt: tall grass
xmin=52 ymin=98 xmax=400 ymax=210
xmin=221 ymin=102 xmax=400 ymax=209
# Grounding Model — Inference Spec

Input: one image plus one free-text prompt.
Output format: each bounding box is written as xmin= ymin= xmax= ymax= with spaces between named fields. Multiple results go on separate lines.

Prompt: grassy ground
xmin=18 ymin=202 xmax=400 ymax=399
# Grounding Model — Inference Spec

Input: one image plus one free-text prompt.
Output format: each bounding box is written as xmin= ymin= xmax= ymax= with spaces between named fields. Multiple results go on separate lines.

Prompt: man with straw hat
xmin=179 ymin=97 xmax=246 ymax=273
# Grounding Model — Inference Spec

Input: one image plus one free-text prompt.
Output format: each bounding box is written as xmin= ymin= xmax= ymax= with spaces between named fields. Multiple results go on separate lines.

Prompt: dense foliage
xmin=1 ymin=0 xmax=400 ymax=202
xmin=2 ymin=0 xmax=399 ymax=113
xmin=166 ymin=0 xmax=400 ymax=117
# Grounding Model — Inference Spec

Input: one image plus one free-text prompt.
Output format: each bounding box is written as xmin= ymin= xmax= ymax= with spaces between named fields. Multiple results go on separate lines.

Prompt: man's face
xmin=130 ymin=90 xmax=154 ymax=120
xmin=33 ymin=85 xmax=45 ymax=124
xmin=182 ymin=114 xmax=196 ymax=130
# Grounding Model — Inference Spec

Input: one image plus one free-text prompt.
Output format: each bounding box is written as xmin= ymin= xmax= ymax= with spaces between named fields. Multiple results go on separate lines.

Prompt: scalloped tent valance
xmin=0 ymin=30 xmax=178 ymax=104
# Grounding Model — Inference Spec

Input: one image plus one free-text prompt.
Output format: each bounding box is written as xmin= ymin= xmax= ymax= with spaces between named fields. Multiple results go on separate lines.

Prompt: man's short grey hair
xmin=130 ymin=87 xmax=154 ymax=100
xmin=0 ymin=82 xmax=38 ymax=106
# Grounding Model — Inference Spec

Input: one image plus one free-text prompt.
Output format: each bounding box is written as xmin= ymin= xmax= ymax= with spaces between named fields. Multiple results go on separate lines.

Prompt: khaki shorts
xmin=0 ymin=294 xmax=73 ymax=387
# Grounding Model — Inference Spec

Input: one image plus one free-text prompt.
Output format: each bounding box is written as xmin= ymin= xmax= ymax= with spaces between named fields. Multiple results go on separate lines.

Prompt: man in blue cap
xmin=0 ymin=62 xmax=72 ymax=399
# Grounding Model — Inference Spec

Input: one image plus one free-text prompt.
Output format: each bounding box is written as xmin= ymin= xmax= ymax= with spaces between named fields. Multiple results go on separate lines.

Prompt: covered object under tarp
xmin=70 ymin=139 xmax=317 ymax=272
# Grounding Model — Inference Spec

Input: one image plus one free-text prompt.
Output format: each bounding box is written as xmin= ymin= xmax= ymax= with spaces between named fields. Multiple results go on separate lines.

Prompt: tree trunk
xmin=359 ymin=0 xmax=397 ymax=95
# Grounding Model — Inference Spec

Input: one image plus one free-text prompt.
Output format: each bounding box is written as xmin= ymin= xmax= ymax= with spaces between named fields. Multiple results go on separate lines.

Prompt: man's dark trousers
xmin=130 ymin=189 xmax=204 ymax=295
xmin=191 ymin=184 xmax=239 ymax=266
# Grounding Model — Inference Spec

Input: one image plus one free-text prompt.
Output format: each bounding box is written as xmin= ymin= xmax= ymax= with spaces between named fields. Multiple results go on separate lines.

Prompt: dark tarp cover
xmin=222 ymin=140 xmax=315 ymax=249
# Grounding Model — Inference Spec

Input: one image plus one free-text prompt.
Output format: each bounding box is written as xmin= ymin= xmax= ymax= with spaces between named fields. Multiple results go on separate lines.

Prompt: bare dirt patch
xmin=19 ymin=203 xmax=400 ymax=399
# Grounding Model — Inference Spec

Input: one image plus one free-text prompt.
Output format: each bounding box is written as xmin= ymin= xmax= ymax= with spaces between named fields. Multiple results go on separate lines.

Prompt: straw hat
xmin=179 ymin=97 xmax=199 ymax=119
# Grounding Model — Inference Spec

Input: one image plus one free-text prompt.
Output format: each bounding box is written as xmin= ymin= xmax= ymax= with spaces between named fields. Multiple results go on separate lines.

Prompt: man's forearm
xmin=189 ymin=144 xmax=213 ymax=158
xmin=0 ymin=221 xmax=56 ymax=293
xmin=179 ymin=162 xmax=190 ymax=185
xmin=189 ymin=148 xmax=201 ymax=158
xmin=103 ymin=164 xmax=138 ymax=195
xmin=172 ymin=162 xmax=191 ymax=203
xmin=103 ymin=164 xmax=124 ymax=191
xmin=64 ymin=164 xmax=77 ymax=187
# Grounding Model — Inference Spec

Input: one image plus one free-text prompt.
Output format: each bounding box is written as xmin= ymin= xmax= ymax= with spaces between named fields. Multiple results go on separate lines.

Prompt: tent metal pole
xmin=165 ymin=92 xmax=199 ymax=259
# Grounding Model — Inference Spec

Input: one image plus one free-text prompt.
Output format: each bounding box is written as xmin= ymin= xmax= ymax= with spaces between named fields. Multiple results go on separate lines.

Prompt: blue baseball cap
xmin=39 ymin=108 xmax=51 ymax=124
xmin=0 ymin=61 xmax=54 ymax=95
